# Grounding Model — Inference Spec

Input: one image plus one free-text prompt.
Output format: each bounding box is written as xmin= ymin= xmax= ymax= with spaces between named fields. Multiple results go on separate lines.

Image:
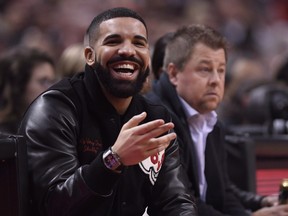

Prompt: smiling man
xmin=19 ymin=7 xmax=196 ymax=216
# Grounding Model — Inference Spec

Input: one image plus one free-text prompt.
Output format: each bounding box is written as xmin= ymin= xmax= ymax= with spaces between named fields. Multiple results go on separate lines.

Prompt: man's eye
xmin=218 ymin=68 xmax=225 ymax=74
xmin=104 ymin=40 xmax=120 ymax=46
xmin=134 ymin=41 xmax=146 ymax=47
xmin=201 ymin=67 xmax=210 ymax=72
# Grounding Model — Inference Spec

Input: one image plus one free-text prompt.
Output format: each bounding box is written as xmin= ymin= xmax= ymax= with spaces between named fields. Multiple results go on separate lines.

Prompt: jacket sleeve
xmin=197 ymin=199 xmax=231 ymax=216
xmin=18 ymin=90 xmax=121 ymax=216
xmin=218 ymin=123 xmax=251 ymax=216
xmin=229 ymin=184 xmax=263 ymax=211
xmin=147 ymin=138 xmax=197 ymax=216
xmin=196 ymin=187 xmax=251 ymax=216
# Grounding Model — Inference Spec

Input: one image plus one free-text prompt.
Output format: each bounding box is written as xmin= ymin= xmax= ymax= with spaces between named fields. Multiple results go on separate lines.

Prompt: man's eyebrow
xmin=103 ymin=34 xmax=121 ymax=41
xmin=198 ymin=59 xmax=226 ymax=67
xmin=103 ymin=34 xmax=147 ymax=43
xmin=198 ymin=59 xmax=212 ymax=64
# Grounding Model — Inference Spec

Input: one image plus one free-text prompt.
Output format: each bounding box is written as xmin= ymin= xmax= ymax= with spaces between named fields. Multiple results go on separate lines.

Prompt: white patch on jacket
xmin=139 ymin=150 xmax=165 ymax=185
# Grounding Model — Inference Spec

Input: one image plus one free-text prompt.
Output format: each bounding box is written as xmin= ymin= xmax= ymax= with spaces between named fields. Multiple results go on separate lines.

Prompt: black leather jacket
xmin=19 ymin=66 xmax=197 ymax=216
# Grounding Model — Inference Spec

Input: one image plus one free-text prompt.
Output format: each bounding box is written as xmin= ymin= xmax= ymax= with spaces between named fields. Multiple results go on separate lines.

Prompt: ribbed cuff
xmin=82 ymin=152 xmax=121 ymax=196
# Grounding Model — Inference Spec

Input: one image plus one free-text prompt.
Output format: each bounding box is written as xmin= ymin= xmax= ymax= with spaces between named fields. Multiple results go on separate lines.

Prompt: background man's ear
xmin=167 ymin=63 xmax=178 ymax=86
xmin=84 ymin=47 xmax=95 ymax=66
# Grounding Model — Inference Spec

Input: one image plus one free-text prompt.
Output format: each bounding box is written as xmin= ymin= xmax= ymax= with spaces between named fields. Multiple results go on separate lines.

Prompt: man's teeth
xmin=119 ymin=72 xmax=133 ymax=76
xmin=114 ymin=64 xmax=135 ymax=70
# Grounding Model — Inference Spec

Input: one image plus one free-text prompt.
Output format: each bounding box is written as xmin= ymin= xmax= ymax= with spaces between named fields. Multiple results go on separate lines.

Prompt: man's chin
xmin=205 ymin=103 xmax=219 ymax=112
xmin=94 ymin=61 xmax=149 ymax=98
xmin=107 ymin=83 xmax=142 ymax=98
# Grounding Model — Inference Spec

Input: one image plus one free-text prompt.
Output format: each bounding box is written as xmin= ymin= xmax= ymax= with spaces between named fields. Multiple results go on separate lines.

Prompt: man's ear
xmin=167 ymin=63 xmax=178 ymax=86
xmin=84 ymin=46 xmax=95 ymax=66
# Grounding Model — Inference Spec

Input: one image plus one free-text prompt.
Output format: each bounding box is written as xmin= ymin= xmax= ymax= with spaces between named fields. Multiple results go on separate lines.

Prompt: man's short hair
xmin=85 ymin=7 xmax=147 ymax=46
xmin=164 ymin=24 xmax=228 ymax=71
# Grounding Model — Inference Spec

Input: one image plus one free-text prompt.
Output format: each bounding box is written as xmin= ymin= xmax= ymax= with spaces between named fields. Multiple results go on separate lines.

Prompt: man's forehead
xmin=99 ymin=17 xmax=148 ymax=37
xmin=100 ymin=17 xmax=146 ymax=28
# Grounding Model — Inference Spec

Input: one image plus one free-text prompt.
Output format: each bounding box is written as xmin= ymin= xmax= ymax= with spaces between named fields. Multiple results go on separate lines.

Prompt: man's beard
xmin=94 ymin=61 xmax=150 ymax=98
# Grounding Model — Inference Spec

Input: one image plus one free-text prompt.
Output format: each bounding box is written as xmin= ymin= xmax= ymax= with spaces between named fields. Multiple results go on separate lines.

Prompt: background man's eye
xmin=201 ymin=67 xmax=210 ymax=72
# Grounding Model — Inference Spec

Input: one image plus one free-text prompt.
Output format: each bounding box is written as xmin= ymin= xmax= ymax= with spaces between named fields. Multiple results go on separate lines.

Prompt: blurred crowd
xmin=0 ymin=0 xmax=288 ymax=66
xmin=1 ymin=0 xmax=288 ymax=135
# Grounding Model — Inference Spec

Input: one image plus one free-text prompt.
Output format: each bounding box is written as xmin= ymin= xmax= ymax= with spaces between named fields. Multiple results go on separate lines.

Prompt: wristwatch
xmin=103 ymin=147 xmax=123 ymax=173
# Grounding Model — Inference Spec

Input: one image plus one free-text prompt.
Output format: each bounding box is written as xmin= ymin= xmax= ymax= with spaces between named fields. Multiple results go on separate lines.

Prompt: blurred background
xmin=0 ymin=0 xmax=288 ymax=72
xmin=1 ymin=0 xmax=288 ymax=197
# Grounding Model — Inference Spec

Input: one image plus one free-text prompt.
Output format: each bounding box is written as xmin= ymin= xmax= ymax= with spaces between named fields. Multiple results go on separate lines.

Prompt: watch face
xmin=106 ymin=154 xmax=115 ymax=166
xmin=103 ymin=149 xmax=121 ymax=171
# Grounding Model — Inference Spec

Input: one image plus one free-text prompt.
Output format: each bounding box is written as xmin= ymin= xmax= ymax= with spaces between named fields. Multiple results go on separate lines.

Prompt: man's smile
xmin=110 ymin=61 xmax=140 ymax=80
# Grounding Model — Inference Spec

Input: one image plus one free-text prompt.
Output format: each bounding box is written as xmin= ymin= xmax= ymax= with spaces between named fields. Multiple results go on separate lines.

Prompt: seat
xmin=0 ymin=134 xmax=29 ymax=216
xmin=225 ymin=134 xmax=257 ymax=193
xmin=253 ymin=135 xmax=288 ymax=195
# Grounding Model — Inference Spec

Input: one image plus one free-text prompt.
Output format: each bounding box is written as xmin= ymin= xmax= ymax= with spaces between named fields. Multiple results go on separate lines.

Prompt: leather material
xmin=19 ymin=66 xmax=197 ymax=216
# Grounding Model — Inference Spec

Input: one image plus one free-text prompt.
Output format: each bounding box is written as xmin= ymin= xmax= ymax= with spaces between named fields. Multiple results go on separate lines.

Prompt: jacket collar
xmin=152 ymin=72 xmax=202 ymax=194
xmin=153 ymin=72 xmax=187 ymax=124
xmin=83 ymin=65 xmax=119 ymax=118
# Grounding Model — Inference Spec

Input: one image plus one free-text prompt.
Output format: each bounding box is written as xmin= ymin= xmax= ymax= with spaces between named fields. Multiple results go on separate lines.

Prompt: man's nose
xmin=210 ymin=70 xmax=221 ymax=83
xmin=118 ymin=41 xmax=136 ymax=56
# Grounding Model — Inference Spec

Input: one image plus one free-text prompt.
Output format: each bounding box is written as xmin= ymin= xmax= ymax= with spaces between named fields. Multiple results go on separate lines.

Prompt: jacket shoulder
xmin=139 ymin=94 xmax=171 ymax=122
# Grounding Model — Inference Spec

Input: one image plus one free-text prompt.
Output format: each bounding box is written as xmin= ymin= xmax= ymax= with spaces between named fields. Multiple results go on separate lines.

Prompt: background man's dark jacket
xmin=145 ymin=72 xmax=250 ymax=216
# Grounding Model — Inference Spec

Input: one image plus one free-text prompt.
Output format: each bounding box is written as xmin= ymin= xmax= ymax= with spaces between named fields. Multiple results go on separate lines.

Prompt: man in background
xmin=146 ymin=24 xmax=288 ymax=216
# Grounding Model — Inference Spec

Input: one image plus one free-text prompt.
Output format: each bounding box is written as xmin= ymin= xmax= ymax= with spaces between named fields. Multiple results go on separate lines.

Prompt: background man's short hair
xmin=164 ymin=24 xmax=229 ymax=70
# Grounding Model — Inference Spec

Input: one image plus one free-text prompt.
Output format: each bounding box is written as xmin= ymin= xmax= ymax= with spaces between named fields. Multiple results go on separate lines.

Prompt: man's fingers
xmin=144 ymin=132 xmax=176 ymax=153
xmin=123 ymin=112 xmax=170 ymax=135
xmin=133 ymin=119 xmax=168 ymax=135
xmin=121 ymin=112 xmax=147 ymax=130
xmin=145 ymin=145 xmax=167 ymax=157
xmin=137 ymin=122 xmax=175 ymax=140
xmin=145 ymin=134 xmax=176 ymax=157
